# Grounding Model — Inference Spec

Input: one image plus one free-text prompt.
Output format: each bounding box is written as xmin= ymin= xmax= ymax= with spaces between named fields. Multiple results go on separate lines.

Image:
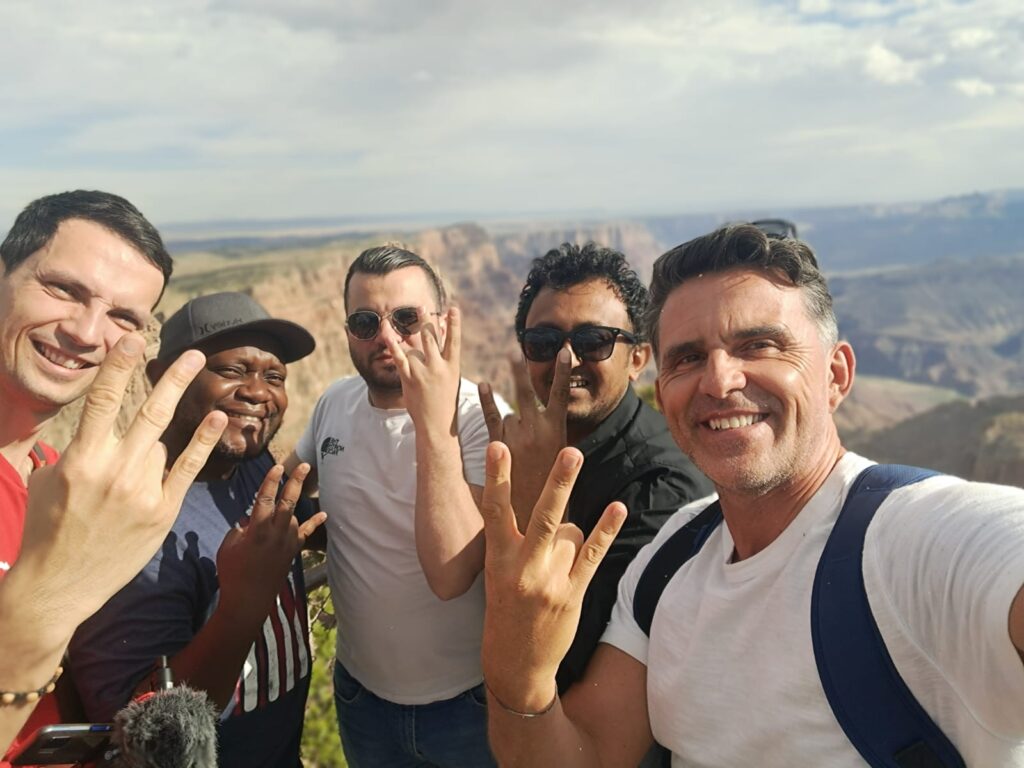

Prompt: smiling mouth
xmin=33 ymin=341 xmax=93 ymax=371
xmin=706 ymin=413 xmax=768 ymax=431
xmin=225 ymin=413 xmax=267 ymax=427
xmin=567 ymin=375 xmax=589 ymax=390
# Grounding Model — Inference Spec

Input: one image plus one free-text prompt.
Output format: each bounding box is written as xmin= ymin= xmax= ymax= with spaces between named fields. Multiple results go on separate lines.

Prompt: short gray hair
xmin=645 ymin=223 xmax=838 ymax=356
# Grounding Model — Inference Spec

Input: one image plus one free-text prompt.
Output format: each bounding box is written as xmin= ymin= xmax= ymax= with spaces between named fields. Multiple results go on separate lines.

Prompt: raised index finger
xmin=120 ymin=349 xmax=207 ymax=457
xmin=479 ymin=441 xmax=520 ymax=552
xmin=545 ymin=347 xmax=572 ymax=420
xmin=273 ymin=463 xmax=310 ymax=526
xmin=72 ymin=333 xmax=147 ymax=449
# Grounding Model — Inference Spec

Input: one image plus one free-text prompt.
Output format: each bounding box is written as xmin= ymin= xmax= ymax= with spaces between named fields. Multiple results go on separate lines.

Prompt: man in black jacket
xmin=480 ymin=242 xmax=712 ymax=691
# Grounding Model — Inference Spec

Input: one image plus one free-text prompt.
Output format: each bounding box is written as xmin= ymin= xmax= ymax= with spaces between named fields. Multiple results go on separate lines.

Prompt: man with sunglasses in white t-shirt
xmin=285 ymin=245 xmax=508 ymax=768
xmin=479 ymin=242 xmax=711 ymax=705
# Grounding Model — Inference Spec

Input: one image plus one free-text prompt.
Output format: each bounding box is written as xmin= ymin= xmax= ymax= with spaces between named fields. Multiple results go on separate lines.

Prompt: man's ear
xmin=827 ymin=341 xmax=856 ymax=412
xmin=628 ymin=342 xmax=652 ymax=382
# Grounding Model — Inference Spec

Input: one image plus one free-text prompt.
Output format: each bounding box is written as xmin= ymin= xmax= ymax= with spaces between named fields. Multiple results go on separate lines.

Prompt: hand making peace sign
xmin=479 ymin=349 xmax=571 ymax=531
xmin=16 ymin=333 xmax=228 ymax=627
xmin=479 ymin=441 xmax=626 ymax=713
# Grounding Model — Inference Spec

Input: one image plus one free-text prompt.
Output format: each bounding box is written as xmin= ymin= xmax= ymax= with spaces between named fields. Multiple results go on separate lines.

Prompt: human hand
xmin=15 ymin=334 xmax=228 ymax=628
xmin=479 ymin=349 xmax=570 ymax=530
xmin=216 ymin=463 xmax=327 ymax=625
xmin=480 ymin=442 xmax=626 ymax=712
xmin=384 ymin=306 xmax=461 ymax=440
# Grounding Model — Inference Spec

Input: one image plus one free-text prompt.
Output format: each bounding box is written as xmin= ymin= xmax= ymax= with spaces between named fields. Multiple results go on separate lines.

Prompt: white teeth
xmin=708 ymin=414 xmax=766 ymax=431
xmin=37 ymin=344 xmax=85 ymax=370
xmin=228 ymin=415 xmax=264 ymax=424
xmin=568 ymin=378 xmax=587 ymax=389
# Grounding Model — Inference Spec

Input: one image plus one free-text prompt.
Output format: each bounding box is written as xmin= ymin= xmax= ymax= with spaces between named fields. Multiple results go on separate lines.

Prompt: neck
xmin=566 ymin=388 xmax=629 ymax=446
xmin=0 ymin=384 xmax=58 ymax=483
xmin=717 ymin=440 xmax=846 ymax=562
xmin=367 ymin=385 xmax=405 ymax=411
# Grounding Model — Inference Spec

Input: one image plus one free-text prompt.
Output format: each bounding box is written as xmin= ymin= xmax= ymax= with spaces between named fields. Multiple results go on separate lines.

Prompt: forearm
xmin=415 ymin=430 xmax=484 ymax=600
xmin=162 ymin=599 xmax=268 ymax=710
xmin=488 ymin=691 xmax=604 ymax=768
xmin=0 ymin=572 xmax=72 ymax=753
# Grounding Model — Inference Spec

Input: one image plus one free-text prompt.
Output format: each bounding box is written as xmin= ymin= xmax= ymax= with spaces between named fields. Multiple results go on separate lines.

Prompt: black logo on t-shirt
xmin=320 ymin=437 xmax=344 ymax=460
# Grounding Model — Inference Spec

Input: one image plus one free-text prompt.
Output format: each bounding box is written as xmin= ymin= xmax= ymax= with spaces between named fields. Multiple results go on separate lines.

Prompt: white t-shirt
xmin=603 ymin=452 xmax=1024 ymax=767
xmin=296 ymin=376 xmax=503 ymax=705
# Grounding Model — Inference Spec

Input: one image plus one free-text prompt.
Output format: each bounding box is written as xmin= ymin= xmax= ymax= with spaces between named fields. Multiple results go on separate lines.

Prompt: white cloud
xmin=798 ymin=0 xmax=832 ymax=13
xmin=863 ymin=43 xmax=924 ymax=85
xmin=951 ymin=27 xmax=996 ymax=50
xmin=0 ymin=0 xmax=1022 ymax=223
xmin=952 ymin=78 xmax=997 ymax=97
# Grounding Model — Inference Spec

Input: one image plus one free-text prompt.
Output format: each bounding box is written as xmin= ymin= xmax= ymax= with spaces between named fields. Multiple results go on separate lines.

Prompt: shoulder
xmin=309 ymin=376 xmax=367 ymax=421
xmin=320 ymin=375 xmax=366 ymax=402
xmin=641 ymin=494 xmax=721 ymax=554
xmin=874 ymin=471 xmax=1024 ymax=536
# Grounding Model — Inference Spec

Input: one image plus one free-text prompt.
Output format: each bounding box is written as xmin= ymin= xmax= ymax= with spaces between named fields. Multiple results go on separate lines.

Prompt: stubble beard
xmin=213 ymin=419 xmax=281 ymax=464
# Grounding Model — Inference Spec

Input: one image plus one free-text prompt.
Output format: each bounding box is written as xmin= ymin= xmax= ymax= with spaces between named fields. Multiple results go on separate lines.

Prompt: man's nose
xmin=698 ymin=350 xmax=746 ymax=399
xmin=236 ymin=373 xmax=272 ymax=402
xmin=58 ymin=304 xmax=106 ymax=349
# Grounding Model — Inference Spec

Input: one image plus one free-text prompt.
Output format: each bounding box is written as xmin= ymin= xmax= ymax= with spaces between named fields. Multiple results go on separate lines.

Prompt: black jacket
xmin=557 ymin=386 xmax=713 ymax=692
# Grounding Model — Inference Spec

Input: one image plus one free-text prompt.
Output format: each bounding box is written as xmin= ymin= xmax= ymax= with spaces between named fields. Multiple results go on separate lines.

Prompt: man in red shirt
xmin=0 ymin=191 xmax=226 ymax=760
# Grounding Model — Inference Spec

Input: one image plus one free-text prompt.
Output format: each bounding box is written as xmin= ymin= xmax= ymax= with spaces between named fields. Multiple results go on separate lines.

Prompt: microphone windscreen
xmin=110 ymin=686 xmax=218 ymax=768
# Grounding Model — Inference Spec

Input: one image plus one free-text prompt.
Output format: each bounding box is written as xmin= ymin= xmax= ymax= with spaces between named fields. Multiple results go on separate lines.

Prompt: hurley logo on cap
xmin=198 ymin=318 xmax=245 ymax=335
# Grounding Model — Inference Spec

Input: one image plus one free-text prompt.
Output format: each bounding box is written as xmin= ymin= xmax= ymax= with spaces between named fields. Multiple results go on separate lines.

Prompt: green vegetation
xmin=302 ymin=586 xmax=348 ymax=768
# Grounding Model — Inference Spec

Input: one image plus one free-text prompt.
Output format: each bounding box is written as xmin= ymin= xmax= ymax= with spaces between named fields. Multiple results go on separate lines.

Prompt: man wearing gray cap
xmin=70 ymin=292 xmax=326 ymax=768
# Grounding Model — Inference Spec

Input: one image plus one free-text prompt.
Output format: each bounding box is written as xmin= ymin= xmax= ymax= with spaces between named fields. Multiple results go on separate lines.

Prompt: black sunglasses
xmin=518 ymin=325 xmax=638 ymax=363
xmin=751 ymin=218 xmax=798 ymax=240
xmin=345 ymin=306 xmax=441 ymax=341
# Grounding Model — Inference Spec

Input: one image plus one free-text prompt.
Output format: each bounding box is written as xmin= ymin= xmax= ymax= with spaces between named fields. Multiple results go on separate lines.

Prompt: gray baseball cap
xmin=157 ymin=291 xmax=316 ymax=364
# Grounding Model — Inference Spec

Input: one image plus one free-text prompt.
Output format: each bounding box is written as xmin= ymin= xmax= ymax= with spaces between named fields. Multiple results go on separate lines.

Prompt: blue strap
xmin=811 ymin=464 xmax=965 ymax=768
xmin=633 ymin=501 xmax=723 ymax=636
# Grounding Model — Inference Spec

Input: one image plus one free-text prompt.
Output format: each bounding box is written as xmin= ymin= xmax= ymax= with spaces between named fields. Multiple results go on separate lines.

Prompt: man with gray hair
xmin=478 ymin=224 xmax=1024 ymax=767
xmin=286 ymin=245 xmax=507 ymax=767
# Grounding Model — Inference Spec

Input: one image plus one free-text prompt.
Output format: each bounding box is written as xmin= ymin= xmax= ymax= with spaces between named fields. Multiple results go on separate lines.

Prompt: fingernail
xmin=479 ymin=382 xmax=491 ymax=395
xmin=558 ymin=348 xmax=571 ymax=363
xmin=121 ymin=335 xmax=144 ymax=355
xmin=561 ymin=449 xmax=581 ymax=468
xmin=180 ymin=350 xmax=205 ymax=372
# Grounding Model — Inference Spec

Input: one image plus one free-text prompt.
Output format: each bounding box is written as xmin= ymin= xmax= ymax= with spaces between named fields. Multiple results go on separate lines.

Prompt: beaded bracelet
xmin=0 ymin=666 xmax=63 ymax=706
xmin=484 ymin=680 xmax=557 ymax=718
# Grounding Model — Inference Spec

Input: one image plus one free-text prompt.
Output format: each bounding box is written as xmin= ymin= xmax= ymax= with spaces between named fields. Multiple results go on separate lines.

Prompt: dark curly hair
xmin=645 ymin=223 xmax=837 ymax=356
xmin=515 ymin=242 xmax=649 ymax=339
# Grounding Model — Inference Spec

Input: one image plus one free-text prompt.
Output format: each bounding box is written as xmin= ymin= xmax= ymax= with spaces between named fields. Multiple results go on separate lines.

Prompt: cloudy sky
xmin=1 ymin=0 xmax=1022 ymax=227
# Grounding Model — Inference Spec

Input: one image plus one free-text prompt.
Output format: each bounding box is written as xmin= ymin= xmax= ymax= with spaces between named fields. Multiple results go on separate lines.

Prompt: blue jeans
xmin=333 ymin=661 xmax=497 ymax=768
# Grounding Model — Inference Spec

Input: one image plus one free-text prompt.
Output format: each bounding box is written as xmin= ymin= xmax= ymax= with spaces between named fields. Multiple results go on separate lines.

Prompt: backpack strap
xmin=633 ymin=500 xmax=723 ymax=636
xmin=30 ymin=442 xmax=50 ymax=467
xmin=811 ymin=464 xmax=964 ymax=768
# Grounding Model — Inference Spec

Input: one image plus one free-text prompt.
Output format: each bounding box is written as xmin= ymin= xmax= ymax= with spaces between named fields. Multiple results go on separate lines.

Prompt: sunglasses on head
xmin=518 ymin=325 xmax=638 ymax=363
xmin=345 ymin=306 xmax=441 ymax=341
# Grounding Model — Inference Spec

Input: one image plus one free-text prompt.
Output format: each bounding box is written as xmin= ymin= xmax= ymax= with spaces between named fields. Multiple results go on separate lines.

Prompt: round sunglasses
xmin=345 ymin=306 xmax=441 ymax=341
xmin=518 ymin=325 xmax=638 ymax=363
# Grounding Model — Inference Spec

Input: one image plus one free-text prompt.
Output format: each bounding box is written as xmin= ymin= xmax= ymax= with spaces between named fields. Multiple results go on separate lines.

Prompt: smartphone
xmin=9 ymin=723 xmax=113 ymax=766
